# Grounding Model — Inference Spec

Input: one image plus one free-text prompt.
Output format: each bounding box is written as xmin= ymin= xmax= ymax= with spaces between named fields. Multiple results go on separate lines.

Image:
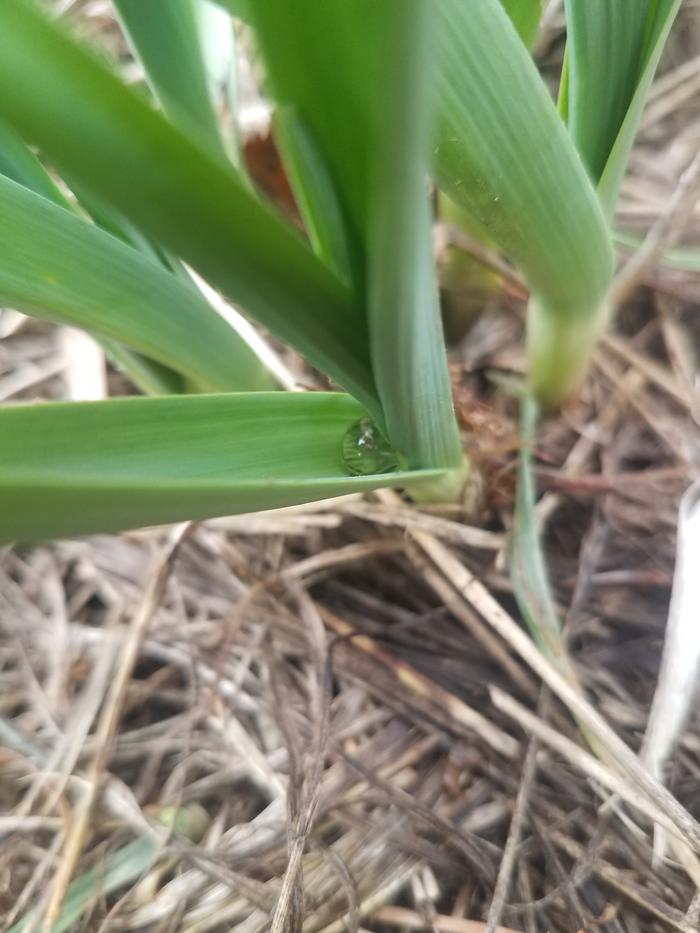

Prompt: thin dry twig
xmin=39 ymin=523 xmax=191 ymax=929
xmin=485 ymin=712 xmax=540 ymax=932
xmin=269 ymin=588 xmax=331 ymax=933
xmin=411 ymin=530 xmax=700 ymax=854
xmin=551 ymin=833 xmax=699 ymax=933
xmin=319 ymin=604 xmax=518 ymax=759
xmin=373 ymin=906 xmax=522 ymax=932
xmin=611 ymin=147 xmax=700 ymax=308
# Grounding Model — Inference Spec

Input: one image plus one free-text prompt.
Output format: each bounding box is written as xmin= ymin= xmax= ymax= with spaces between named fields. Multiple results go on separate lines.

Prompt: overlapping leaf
xmin=0 ymin=0 xmax=377 ymax=411
xmin=0 ymin=175 xmax=273 ymax=393
xmin=434 ymin=0 xmax=614 ymax=404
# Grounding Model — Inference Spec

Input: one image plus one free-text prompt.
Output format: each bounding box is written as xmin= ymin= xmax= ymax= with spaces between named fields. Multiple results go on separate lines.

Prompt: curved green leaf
xmin=0 ymin=174 xmax=273 ymax=393
xmin=0 ymin=0 xmax=377 ymax=411
xmin=615 ymin=230 xmax=700 ymax=271
xmin=434 ymin=0 xmax=614 ymax=404
xmin=0 ymin=393 xmax=441 ymax=542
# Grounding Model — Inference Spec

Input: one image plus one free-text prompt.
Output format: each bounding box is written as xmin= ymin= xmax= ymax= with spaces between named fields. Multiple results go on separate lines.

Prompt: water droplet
xmin=341 ymin=418 xmax=406 ymax=476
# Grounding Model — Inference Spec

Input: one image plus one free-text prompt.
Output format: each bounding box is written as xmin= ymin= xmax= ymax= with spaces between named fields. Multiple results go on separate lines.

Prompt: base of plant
xmin=527 ymin=298 xmax=609 ymax=407
xmin=405 ymin=454 xmax=472 ymax=506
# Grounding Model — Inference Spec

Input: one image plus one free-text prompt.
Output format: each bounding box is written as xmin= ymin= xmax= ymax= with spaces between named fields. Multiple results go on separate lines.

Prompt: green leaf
xmin=614 ymin=229 xmax=700 ymax=271
xmin=0 ymin=0 xmax=377 ymax=412
xmin=508 ymin=395 xmax=564 ymax=657
xmin=499 ymin=0 xmax=543 ymax=47
xmin=195 ymin=0 xmax=241 ymax=160
xmin=596 ymin=0 xmax=682 ymax=218
xmin=0 ymin=125 xmax=200 ymax=395
xmin=248 ymin=0 xmax=391 ymax=293
xmin=0 ymin=174 xmax=273 ymax=393
xmin=366 ymin=0 xmax=463 ymax=477
xmin=273 ymin=106 xmax=353 ymax=284
xmin=8 ymin=838 xmax=157 ymax=933
xmin=0 ymin=21 xmax=253 ymax=398
xmin=434 ymin=0 xmax=614 ymax=405
xmin=0 ymin=119 xmax=71 ymax=208
xmin=113 ymin=0 xmax=227 ymax=154
xmin=561 ymin=1 xmax=651 ymax=183
xmin=560 ymin=0 xmax=683 ymax=216
xmin=0 ymin=393 xmax=441 ymax=542
xmin=99 ymin=338 xmax=188 ymax=395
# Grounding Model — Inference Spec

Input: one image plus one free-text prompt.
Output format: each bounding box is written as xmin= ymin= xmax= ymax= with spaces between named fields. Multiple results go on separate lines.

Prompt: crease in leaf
xmin=0 ymin=118 xmax=72 ymax=209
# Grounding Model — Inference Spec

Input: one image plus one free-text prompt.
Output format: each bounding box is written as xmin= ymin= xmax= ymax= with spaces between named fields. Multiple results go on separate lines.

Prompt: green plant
xmin=0 ymin=0 xmax=681 ymax=542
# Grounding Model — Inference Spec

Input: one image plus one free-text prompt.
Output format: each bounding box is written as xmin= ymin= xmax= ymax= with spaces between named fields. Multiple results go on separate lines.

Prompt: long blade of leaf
xmin=509 ymin=395 xmax=567 ymax=660
xmin=0 ymin=393 xmax=441 ymax=542
xmin=247 ymin=0 xmax=390 ymax=294
xmin=113 ymin=0 xmax=227 ymax=154
xmin=561 ymin=0 xmax=652 ymax=184
xmin=596 ymin=0 xmax=682 ymax=218
xmin=0 ymin=174 xmax=273 ymax=393
xmin=195 ymin=0 xmax=240 ymax=160
xmin=366 ymin=0 xmax=463 ymax=478
xmin=0 ymin=10 xmax=228 ymax=397
xmin=0 ymin=0 xmax=377 ymax=411
xmin=434 ymin=0 xmax=614 ymax=405
xmin=272 ymin=105 xmax=353 ymax=284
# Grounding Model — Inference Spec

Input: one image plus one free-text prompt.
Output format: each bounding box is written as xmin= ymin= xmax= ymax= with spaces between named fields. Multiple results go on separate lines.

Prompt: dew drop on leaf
xmin=341 ymin=418 xmax=405 ymax=476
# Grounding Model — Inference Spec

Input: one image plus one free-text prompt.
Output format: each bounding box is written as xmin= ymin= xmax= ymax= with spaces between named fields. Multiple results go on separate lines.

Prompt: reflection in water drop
xmin=341 ymin=418 xmax=406 ymax=476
